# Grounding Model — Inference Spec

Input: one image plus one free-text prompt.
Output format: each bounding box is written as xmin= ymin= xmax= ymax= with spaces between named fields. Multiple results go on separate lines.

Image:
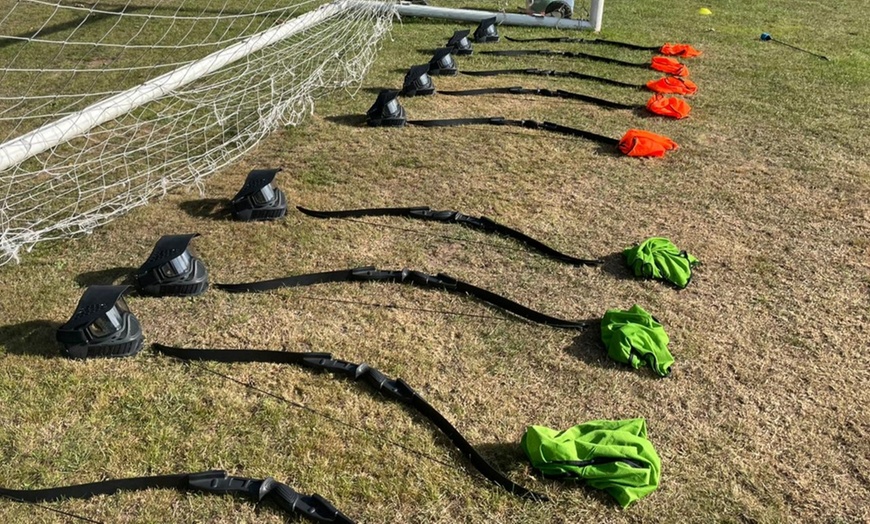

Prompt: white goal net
xmin=0 ymin=0 xmax=395 ymax=265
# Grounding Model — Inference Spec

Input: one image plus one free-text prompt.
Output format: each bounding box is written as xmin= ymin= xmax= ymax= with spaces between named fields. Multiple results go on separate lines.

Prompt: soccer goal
xmin=0 ymin=0 xmax=395 ymax=265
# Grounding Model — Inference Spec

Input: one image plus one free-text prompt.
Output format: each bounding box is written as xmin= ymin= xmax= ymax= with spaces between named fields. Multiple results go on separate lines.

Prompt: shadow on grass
xmin=564 ymin=319 xmax=624 ymax=371
xmin=0 ymin=319 xmax=63 ymax=357
xmin=324 ymin=114 xmax=367 ymax=127
xmin=473 ymin=441 xmax=535 ymax=472
xmin=0 ymin=8 xmax=123 ymax=50
xmin=75 ymin=266 xmax=136 ymax=287
xmin=179 ymin=198 xmax=232 ymax=220
xmin=632 ymin=107 xmax=658 ymax=119
xmin=324 ymin=114 xmax=626 ymax=158
xmin=597 ymin=250 xmax=635 ymax=282
xmin=590 ymin=141 xmax=625 ymax=158
xmin=361 ymin=86 xmax=398 ymax=95
xmin=564 ymin=318 xmax=610 ymax=365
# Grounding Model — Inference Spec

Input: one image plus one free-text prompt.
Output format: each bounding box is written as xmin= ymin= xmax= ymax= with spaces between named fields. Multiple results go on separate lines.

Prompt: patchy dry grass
xmin=1 ymin=0 xmax=869 ymax=523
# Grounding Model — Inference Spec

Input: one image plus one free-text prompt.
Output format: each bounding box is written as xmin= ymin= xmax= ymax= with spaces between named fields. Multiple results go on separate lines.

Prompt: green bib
xmin=521 ymin=419 xmax=661 ymax=508
xmin=601 ymin=305 xmax=673 ymax=377
xmin=624 ymin=237 xmax=698 ymax=288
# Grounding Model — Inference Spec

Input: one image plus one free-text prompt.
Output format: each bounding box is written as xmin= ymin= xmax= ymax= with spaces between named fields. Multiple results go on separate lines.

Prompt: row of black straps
xmin=153 ymin=344 xmax=548 ymax=502
xmin=3 ymin=334 xmax=561 ymax=519
xmin=4 ymin=204 xmax=594 ymax=517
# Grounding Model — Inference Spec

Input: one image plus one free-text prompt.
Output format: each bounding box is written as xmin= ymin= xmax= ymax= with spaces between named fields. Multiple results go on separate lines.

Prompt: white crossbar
xmin=385 ymin=1 xmax=603 ymax=31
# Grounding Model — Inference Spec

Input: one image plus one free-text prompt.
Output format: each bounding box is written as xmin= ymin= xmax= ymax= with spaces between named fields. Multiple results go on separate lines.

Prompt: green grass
xmin=2 ymin=0 xmax=870 ymax=523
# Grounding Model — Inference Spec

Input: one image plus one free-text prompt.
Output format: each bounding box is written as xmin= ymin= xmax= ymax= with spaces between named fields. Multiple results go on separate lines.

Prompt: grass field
xmin=1 ymin=0 xmax=869 ymax=522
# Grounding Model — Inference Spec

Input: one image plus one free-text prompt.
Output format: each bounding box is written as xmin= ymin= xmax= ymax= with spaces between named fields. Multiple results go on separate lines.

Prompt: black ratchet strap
xmin=296 ymin=205 xmax=603 ymax=266
xmin=215 ymin=266 xmax=588 ymax=330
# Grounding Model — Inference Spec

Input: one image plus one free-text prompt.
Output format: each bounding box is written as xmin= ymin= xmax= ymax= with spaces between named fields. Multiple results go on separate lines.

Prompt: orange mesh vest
xmin=646 ymin=77 xmax=698 ymax=95
xmin=659 ymin=43 xmax=702 ymax=58
xmin=646 ymin=95 xmax=691 ymax=119
xmin=619 ymin=130 xmax=679 ymax=157
xmin=650 ymin=57 xmax=689 ymax=77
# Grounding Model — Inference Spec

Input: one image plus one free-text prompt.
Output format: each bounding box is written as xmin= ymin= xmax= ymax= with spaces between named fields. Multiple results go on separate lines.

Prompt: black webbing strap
xmin=504 ymin=35 xmax=659 ymax=51
xmin=0 ymin=470 xmax=355 ymax=523
xmin=152 ymin=345 xmax=331 ymax=363
xmin=535 ymin=121 xmax=621 ymax=145
xmin=215 ymin=266 xmax=587 ymax=330
xmin=451 ymin=277 xmax=587 ymax=328
xmin=481 ymin=49 xmax=649 ymax=69
xmin=153 ymin=344 xmax=549 ymax=501
xmin=460 ymin=68 xmax=643 ymax=90
xmin=406 ymin=117 xmax=620 ymax=147
xmin=296 ymin=205 xmax=603 ymax=267
xmin=408 ymin=117 xmax=504 ymax=128
xmin=215 ymin=268 xmax=356 ymax=294
xmin=0 ymin=473 xmax=190 ymax=503
xmin=438 ymin=86 xmax=636 ymax=110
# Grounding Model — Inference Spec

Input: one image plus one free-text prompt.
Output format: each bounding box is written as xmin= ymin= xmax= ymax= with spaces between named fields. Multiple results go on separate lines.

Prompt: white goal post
xmin=387 ymin=0 xmax=604 ymax=31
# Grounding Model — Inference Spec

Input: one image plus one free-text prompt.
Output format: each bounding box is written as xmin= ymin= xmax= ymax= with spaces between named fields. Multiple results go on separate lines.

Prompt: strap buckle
xmin=400 ymin=268 xmax=459 ymax=289
xmin=187 ymin=471 xmax=272 ymax=502
xmin=410 ymin=208 xmax=460 ymax=221
xmin=350 ymin=266 xmax=458 ymax=289
xmin=350 ymin=266 xmax=397 ymax=281
xmin=409 ymin=209 xmax=486 ymax=229
xmin=301 ymin=356 xmax=415 ymax=402
xmin=188 ymin=471 xmax=355 ymax=523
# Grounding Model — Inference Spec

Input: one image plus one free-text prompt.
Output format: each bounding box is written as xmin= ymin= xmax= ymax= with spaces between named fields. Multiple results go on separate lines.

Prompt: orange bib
xmin=646 ymin=77 xmax=698 ymax=96
xmin=646 ymin=95 xmax=691 ymax=119
xmin=659 ymin=43 xmax=702 ymax=58
xmin=650 ymin=57 xmax=689 ymax=77
xmin=619 ymin=130 xmax=679 ymax=157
